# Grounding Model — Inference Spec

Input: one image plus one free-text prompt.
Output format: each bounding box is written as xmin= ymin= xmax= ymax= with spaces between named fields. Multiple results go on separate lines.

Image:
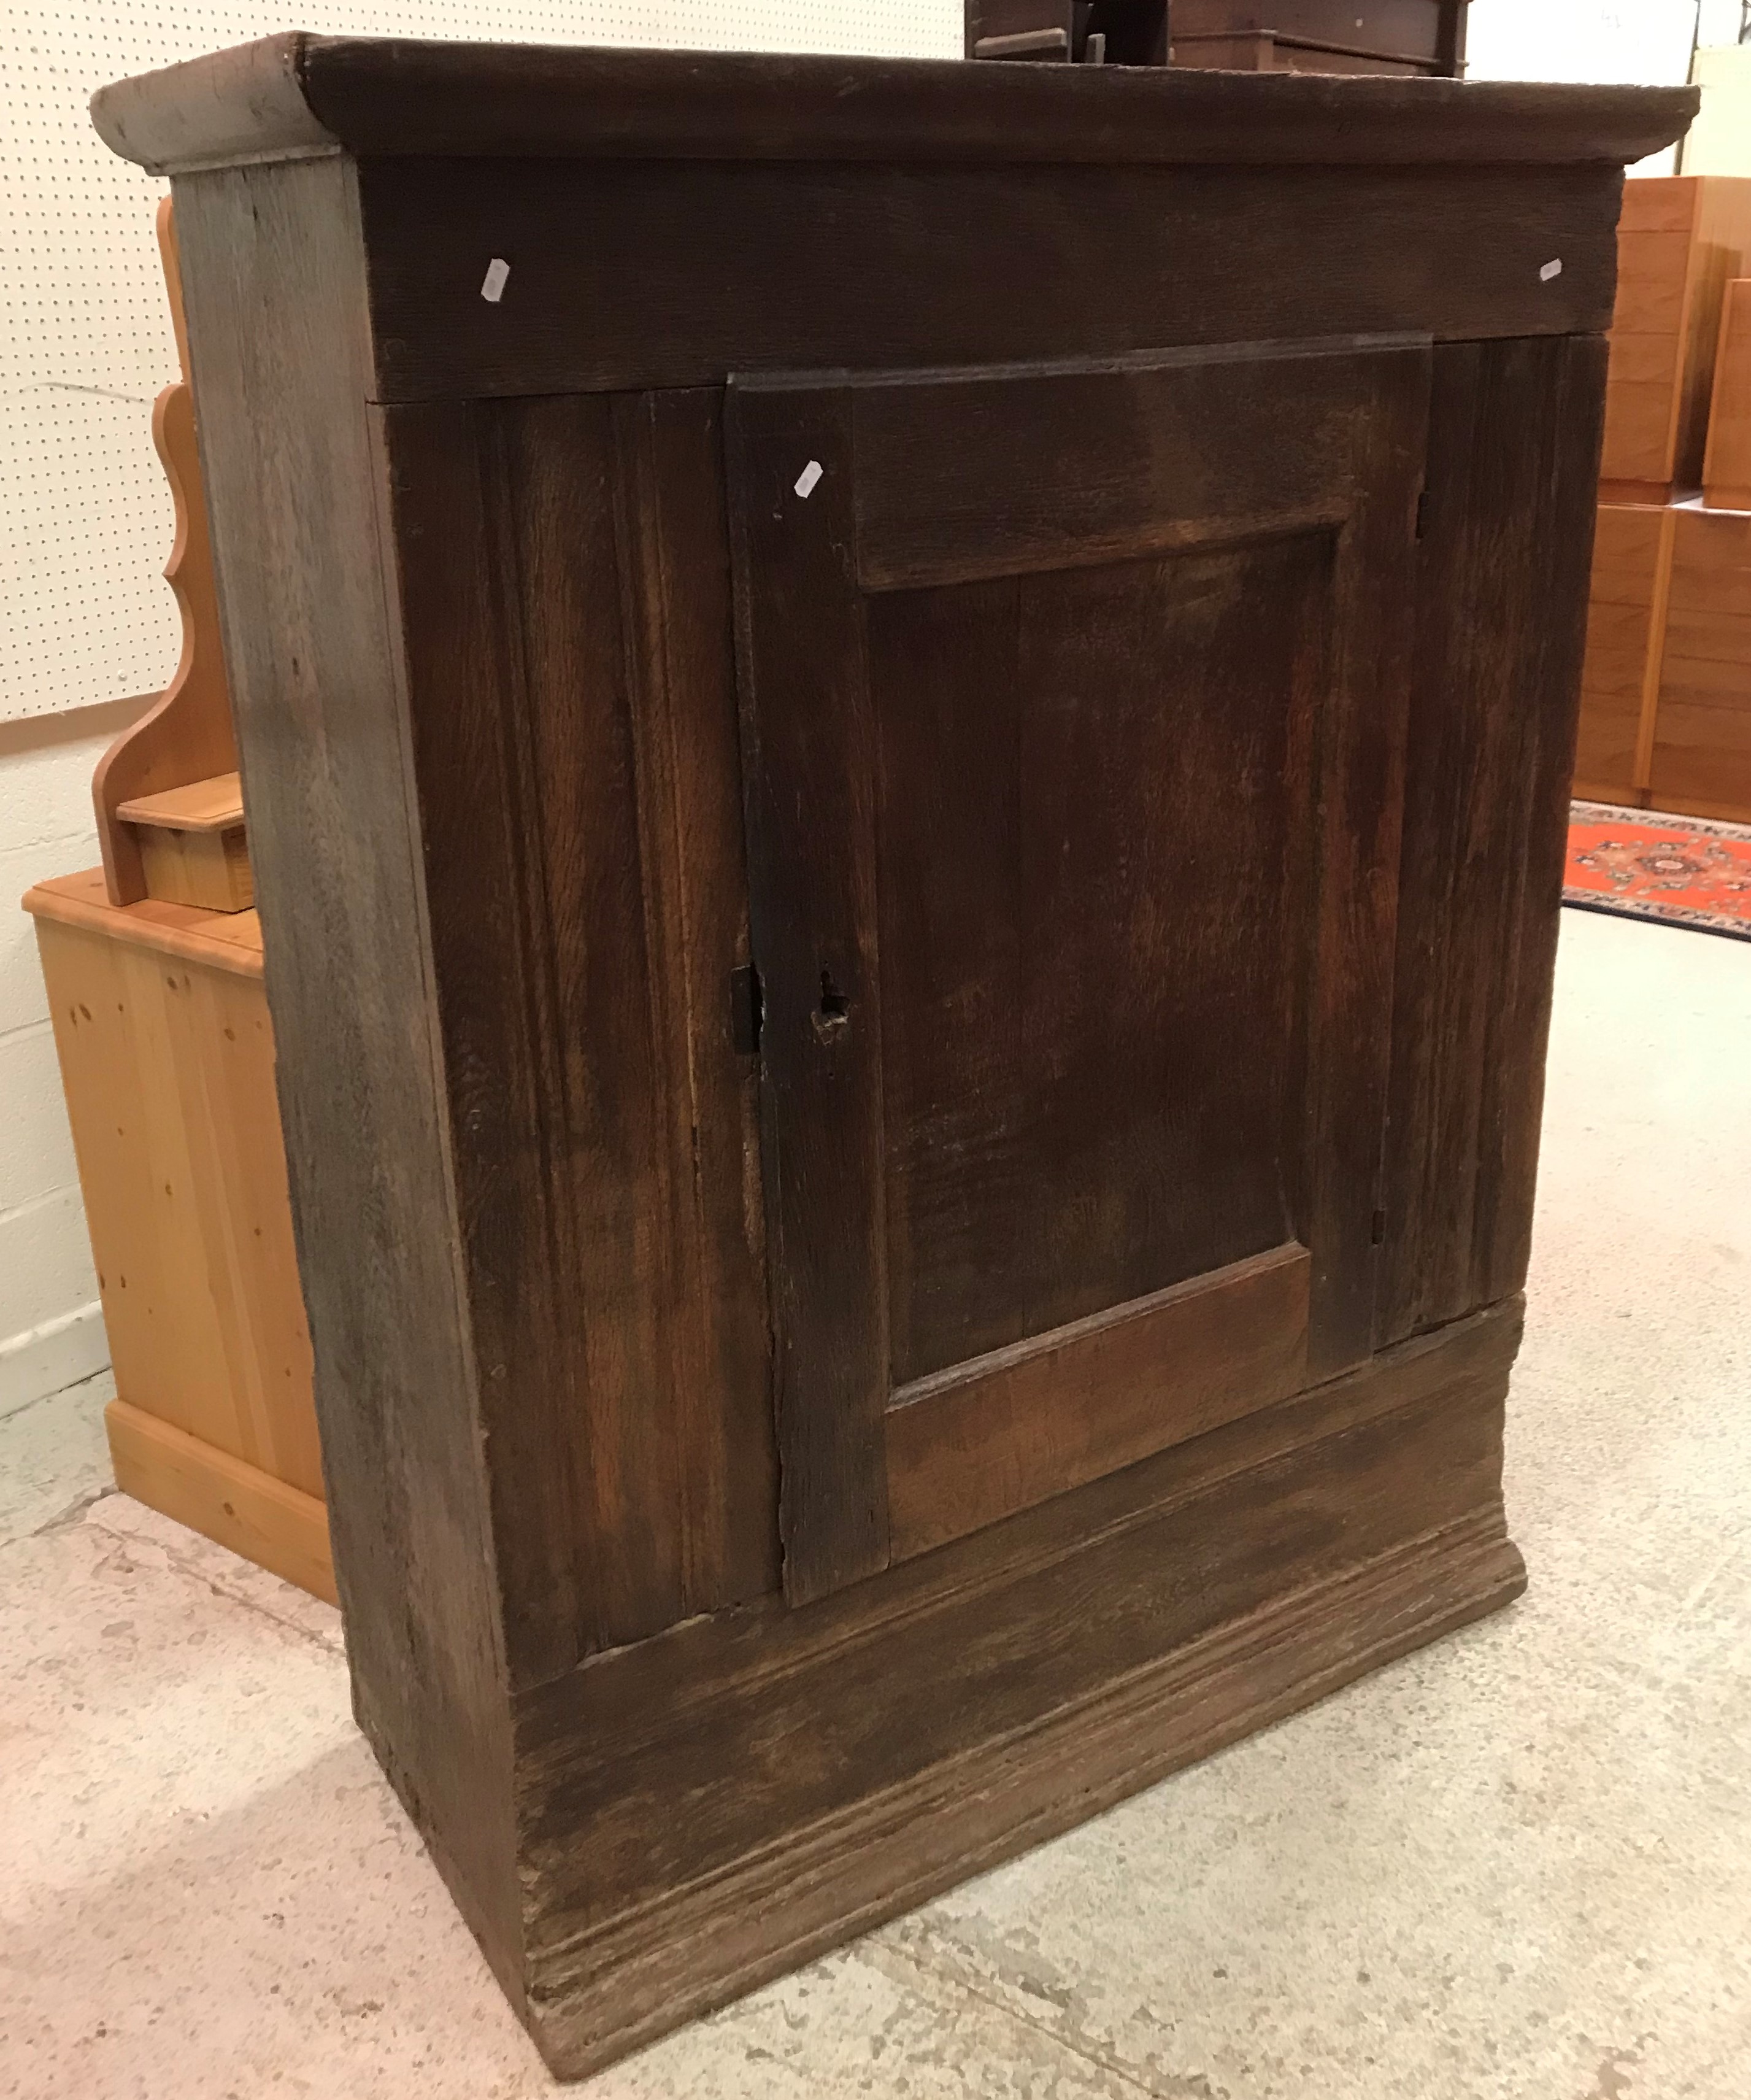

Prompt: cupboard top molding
xmin=91 ymin=32 xmax=1694 ymax=178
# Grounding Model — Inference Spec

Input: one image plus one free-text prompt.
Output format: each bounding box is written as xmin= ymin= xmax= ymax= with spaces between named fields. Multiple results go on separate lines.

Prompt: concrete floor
xmin=2 ymin=903 xmax=1748 ymax=2100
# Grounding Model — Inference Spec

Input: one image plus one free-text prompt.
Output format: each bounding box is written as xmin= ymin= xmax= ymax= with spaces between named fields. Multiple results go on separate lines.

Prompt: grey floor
xmin=3 ymin=903 xmax=1749 ymax=2100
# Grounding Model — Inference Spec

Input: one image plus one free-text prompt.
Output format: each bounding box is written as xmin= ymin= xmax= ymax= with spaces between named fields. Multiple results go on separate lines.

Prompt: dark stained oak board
xmin=96 ymin=33 xmax=1693 ymax=2080
xmin=1379 ymin=333 xmax=1609 ymax=1343
xmin=730 ymin=339 xmax=1428 ymax=1600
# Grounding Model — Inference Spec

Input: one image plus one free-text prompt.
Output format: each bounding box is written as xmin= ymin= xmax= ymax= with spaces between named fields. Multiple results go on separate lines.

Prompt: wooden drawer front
xmin=1575 ymin=504 xmax=1670 ymax=800
xmin=1651 ymin=509 xmax=1751 ymax=815
xmin=1171 ymin=0 xmax=1450 ymax=63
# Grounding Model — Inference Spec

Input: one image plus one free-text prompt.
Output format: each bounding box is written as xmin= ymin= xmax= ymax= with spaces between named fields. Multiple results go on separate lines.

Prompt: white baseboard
xmin=0 ymin=1301 xmax=110 ymax=1420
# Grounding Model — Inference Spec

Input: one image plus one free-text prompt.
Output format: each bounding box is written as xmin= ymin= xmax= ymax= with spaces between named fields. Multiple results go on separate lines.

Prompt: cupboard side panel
xmin=169 ymin=158 xmax=524 ymax=1994
xmin=1380 ymin=334 xmax=1609 ymax=1343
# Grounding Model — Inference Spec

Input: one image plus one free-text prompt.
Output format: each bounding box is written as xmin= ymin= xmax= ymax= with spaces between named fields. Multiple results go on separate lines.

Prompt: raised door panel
xmin=730 ymin=341 xmax=1429 ymax=1604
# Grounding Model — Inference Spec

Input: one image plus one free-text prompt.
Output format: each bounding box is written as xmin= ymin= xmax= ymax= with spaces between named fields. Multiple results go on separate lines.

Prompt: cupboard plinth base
xmin=368 ymin=1300 xmax=1526 ymax=2082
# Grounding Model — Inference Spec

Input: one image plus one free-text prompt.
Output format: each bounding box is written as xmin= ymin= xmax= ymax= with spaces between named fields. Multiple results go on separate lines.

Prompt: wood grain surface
xmin=731 ymin=340 xmax=1424 ymax=1601
xmin=93 ymin=204 xmax=239 ymax=907
xmin=1650 ymin=506 xmax=1751 ymax=819
xmin=1574 ymin=501 xmax=1673 ymax=803
xmin=171 ymin=153 xmax=526 ymax=2004
xmin=353 ymin=158 xmax=1623 ymax=403
xmin=33 ymin=913 xmax=316 ymax=1496
xmin=379 ymin=386 xmax=779 ymax=1670
xmin=91 ymin=34 xmax=1690 ymax=176
xmin=886 ymin=1243 xmax=1310 ymax=1560
xmin=510 ymin=1299 xmax=1523 ymax=2077
xmin=1704 ymin=278 xmax=1751 ymax=511
xmin=1380 ymin=334 xmax=1607 ymax=1345
xmin=124 ymin=56 xmax=1642 ymax=2071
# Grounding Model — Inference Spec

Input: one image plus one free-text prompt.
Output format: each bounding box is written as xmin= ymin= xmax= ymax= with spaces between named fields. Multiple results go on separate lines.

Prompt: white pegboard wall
xmin=0 ymin=1 xmax=961 ymax=722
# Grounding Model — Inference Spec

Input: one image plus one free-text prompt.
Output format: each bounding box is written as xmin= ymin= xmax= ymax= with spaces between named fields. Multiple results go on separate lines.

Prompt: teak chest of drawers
xmin=94 ymin=38 xmax=1689 ymax=2077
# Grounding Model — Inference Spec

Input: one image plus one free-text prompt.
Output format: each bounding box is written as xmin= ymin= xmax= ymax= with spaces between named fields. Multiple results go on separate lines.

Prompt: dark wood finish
xmin=91 ymin=34 xmax=1685 ymax=172
xmin=967 ymin=1 xmax=1074 ymax=61
xmin=1171 ymin=0 xmax=1468 ymax=74
xmin=726 ymin=386 xmax=890 ymax=1605
xmin=1172 ymin=34 xmax=1427 ymax=74
xmin=352 ymin=159 xmax=1622 ymax=404
xmin=377 ymin=388 xmax=777 ymax=1679
xmin=966 ymin=1 xmax=1169 ymax=66
xmin=166 ymin=153 xmax=526 ymax=2003
xmin=731 ymin=340 xmax=1426 ymax=1597
xmin=1174 ymin=0 xmax=1457 ymax=61
xmin=886 ymin=1241 xmax=1311 ymax=1560
xmin=1379 ymin=334 xmax=1609 ymax=1344
xmin=101 ymin=36 xmax=1687 ymax=2082
xmin=513 ymin=1297 xmax=1526 ymax=2076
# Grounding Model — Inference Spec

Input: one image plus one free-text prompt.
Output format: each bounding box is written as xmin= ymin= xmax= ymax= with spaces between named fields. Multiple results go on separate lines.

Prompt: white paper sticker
xmin=1540 ymin=258 xmax=1563 ymax=282
xmin=481 ymin=257 xmax=510 ymax=303
xmin=794 ymin=459 xmax=824 ymax=500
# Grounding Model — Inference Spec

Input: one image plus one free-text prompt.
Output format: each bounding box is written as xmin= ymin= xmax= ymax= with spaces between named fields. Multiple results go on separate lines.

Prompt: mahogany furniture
xmin=93 ymin=37 xmax=1690 ymax=2077
xmin=1168 ymin=0 xmax=1469 ymax=76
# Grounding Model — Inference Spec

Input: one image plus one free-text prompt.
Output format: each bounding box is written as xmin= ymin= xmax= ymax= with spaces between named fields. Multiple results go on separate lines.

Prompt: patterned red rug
xmin=1565 ymin=801 xmax=1751 ymax=943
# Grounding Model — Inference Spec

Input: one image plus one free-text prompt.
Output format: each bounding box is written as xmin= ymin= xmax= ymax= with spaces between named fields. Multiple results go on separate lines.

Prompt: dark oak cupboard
xmin=94 ymin=37 xmax=1690 ymax=2077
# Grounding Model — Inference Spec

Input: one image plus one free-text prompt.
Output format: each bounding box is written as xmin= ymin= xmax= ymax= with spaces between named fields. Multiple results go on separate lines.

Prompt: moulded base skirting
xmin=521 ymin=1507 xmax=1523 ymax=2077
xmin=106 ymin=1397 xmax=336 ymax=1604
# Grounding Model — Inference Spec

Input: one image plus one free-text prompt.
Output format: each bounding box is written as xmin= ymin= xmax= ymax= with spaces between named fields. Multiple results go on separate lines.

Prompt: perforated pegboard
xmin=0 ymin=2 xmax=961 ymax=721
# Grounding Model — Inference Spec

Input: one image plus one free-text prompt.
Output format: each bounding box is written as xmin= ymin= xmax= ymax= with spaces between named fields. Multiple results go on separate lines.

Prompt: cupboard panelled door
xmin=728 ymin=339 xmax=1430 ymax=1605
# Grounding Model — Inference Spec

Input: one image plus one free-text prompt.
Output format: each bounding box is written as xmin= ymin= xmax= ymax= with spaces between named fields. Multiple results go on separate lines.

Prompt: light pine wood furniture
xmin=1578 ymin=187 xmax=1751 ymax=816
xmin=1703 ymin=278 xmax=1751 ymax=511
xmin=1577 ymin=497 xmax=1751 ymax=822
xmin=25 ymin=871 xmax=330 ymax=1599
xmin=93 ymin=36 xmax=1688 ymax=2077
xmin=92 ymin=201 xmax=251 ymax=913
xmin=23 ymin=201 xmax=328 ymax=1599
xmin=1598 ymin=176 xmax=1751 ymax=506
xmin=1648 ymin=505 xmax=1751 ymax=822
xmin=1575 ymin=500 xmax=1674 ymax=805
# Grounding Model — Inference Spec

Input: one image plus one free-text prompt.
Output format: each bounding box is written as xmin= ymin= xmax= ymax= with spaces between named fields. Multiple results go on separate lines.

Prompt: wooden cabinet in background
xmin=94 ymin=36 xmax=1688 ymax=2079
xmin=1599 ymin=176 xmax=1751 ymax=503
xmin=1650 ymin=506 xmax=1751 ymax=820
xmin=1703 ymin=277 xmax=1751 ymax=511
xmin=1575 ymin=501 xmax=1672 ymax=805
xmin=1168 ymin=0 xmax=1469 ymax=75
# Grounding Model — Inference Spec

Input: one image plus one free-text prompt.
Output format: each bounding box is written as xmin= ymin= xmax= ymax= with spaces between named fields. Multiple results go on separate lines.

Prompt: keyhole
xmin=812 ymin=968 xmax=851 ymax=1042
